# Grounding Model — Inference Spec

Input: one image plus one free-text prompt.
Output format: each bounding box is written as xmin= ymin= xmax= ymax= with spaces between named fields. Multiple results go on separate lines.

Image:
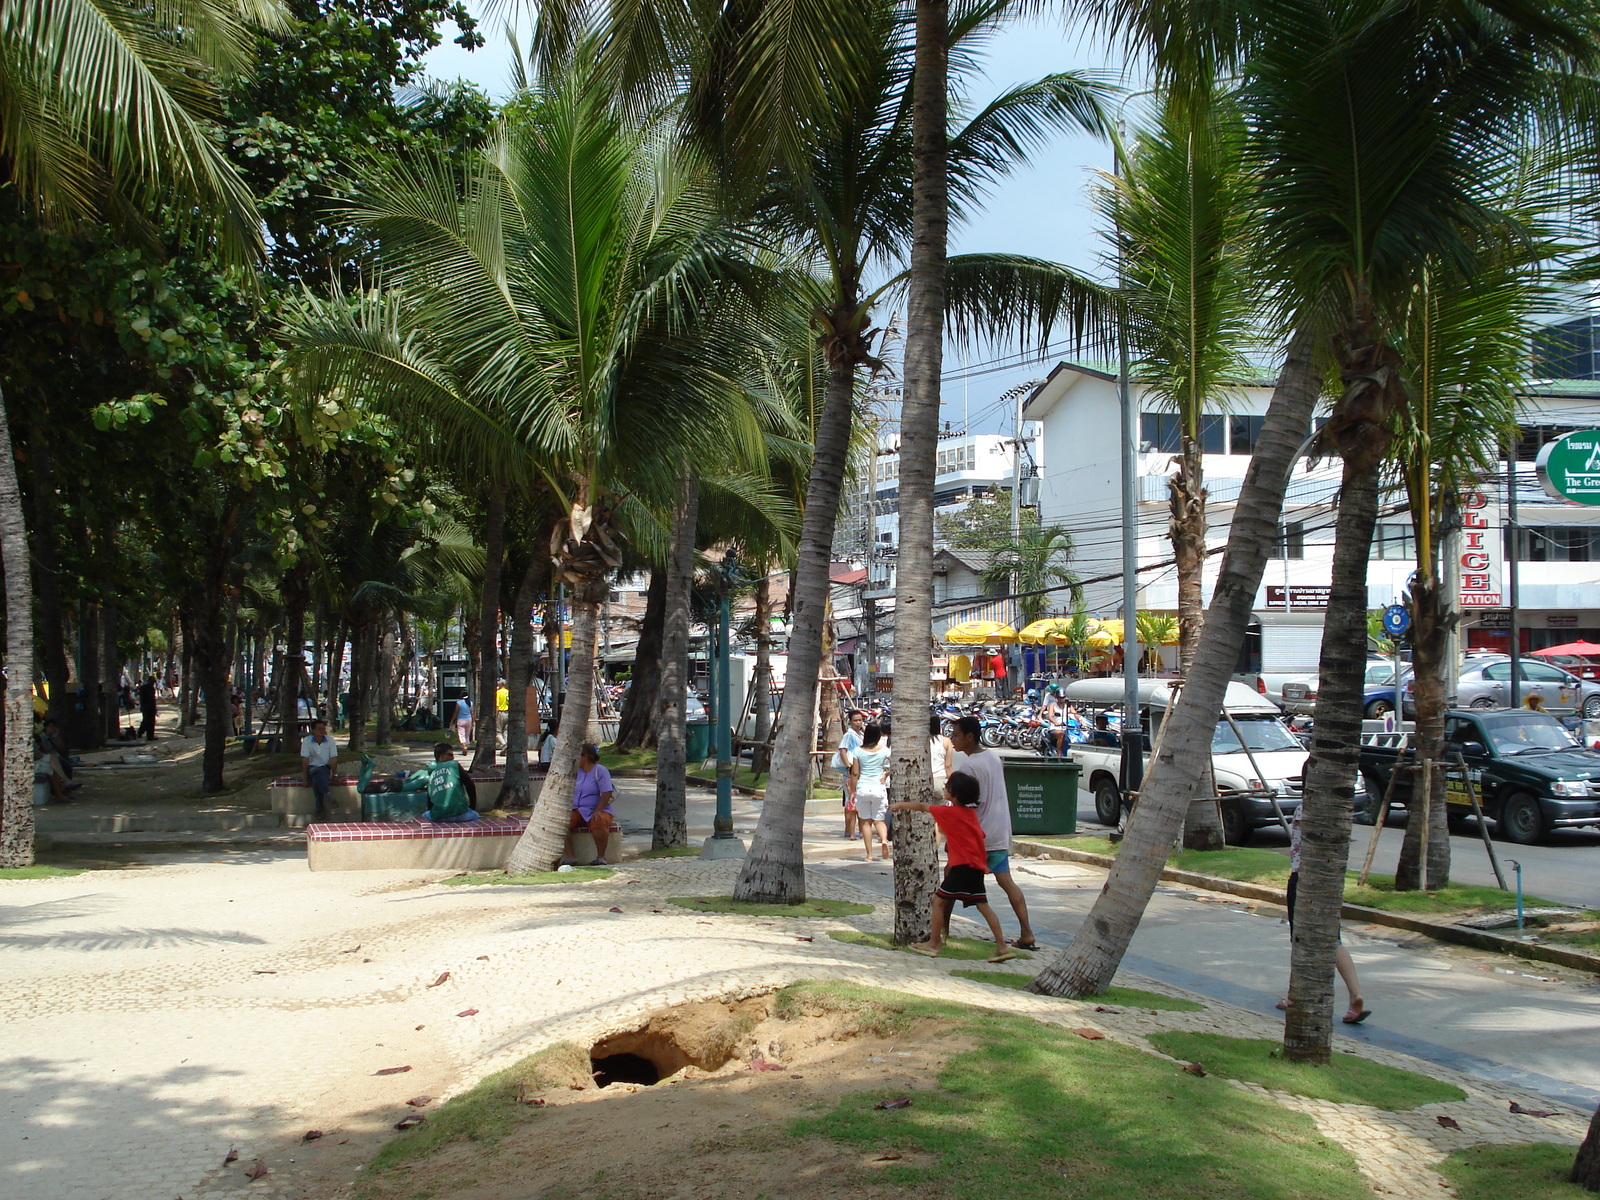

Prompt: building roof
xmin=830 ymin=566 xmax=867 ymax=585
xmin=934 ymin=547 xmax=998 ymax=574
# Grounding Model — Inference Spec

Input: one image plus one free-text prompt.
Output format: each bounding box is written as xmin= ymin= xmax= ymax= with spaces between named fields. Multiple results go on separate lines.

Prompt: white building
xmin=1023 ymin=360 xmax=1600 ymax=673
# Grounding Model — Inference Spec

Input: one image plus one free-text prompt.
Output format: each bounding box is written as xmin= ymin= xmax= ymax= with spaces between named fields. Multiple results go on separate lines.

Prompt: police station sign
xmin=1536 ymin=429 xmax=1600 ymax=505
xmin=1458 ymin=490 xmax=1501 ymax=608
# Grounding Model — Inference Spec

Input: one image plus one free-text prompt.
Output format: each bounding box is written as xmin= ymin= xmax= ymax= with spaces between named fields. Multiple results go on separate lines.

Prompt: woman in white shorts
xmin=851 ymin=724 xmax=892 ymax=863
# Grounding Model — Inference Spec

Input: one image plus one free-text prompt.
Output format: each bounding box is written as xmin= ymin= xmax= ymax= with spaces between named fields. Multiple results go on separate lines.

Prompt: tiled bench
xmin=305 ymin=816 xmax=529 ymax=871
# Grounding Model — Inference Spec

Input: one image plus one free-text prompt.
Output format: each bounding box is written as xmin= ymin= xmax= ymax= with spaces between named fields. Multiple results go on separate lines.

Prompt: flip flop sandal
xmin=909 ymin=945 xmax=941 ymax=958
xmin=1342 ymin=1009 xmax=1373 ymax=1025
xmin=988 ymin=950 xmax=1017 ymax=963
xmin=1010 ymin=941 xmax=1040 ymax=951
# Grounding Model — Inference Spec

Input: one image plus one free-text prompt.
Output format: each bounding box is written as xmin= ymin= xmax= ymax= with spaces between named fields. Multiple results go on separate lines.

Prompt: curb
xmin=1013 ymin=837 xmax=1600 ymax=976
xmin=687 ymin=774 xmax=841 ymax=813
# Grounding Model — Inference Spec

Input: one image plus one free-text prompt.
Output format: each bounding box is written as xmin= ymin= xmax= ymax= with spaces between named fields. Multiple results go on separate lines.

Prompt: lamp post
xmin=702 ymin=559 xmax=746 ymax=858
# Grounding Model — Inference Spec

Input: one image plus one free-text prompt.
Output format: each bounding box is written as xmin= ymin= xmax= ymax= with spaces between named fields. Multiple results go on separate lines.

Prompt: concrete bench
xmin=270 ymin=776 xmax=361 ymax=826
xmin=306 ymin=816 xmax=528 ymax=871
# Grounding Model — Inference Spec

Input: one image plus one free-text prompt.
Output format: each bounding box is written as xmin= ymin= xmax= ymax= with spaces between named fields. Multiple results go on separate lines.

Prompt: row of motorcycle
xmin=931 ymin=698 xmax=1120 ymax=756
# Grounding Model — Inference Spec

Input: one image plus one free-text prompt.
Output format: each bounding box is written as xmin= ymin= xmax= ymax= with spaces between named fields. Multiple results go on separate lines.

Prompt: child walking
xmin=890 ymin=772 xmax=1015 ymax=963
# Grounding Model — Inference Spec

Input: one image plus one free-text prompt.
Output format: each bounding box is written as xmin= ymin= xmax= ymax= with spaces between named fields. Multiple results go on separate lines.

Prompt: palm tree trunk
xmin=177 ymin=611 xmax=194 ymax=734
xmin=733 ymin=353 xmax=858 ymax=904
xmin=1030 ymin=324 xmax=1320 ymax=996
xmin=500 ymin=555 xmax=545 ymax=809
xmin=508 ymin=578 xmax=605 ymax=871
xmin=28 ymin=424 xmax=69 ymax=726
xmin=80 ymin=601 xmax=102 ymax=747
xmin=1572 ymin=1102 xmax=1600 ymax=1189
xmin=326 ymin=621 xmax=346 ymax=730
xmin=653 ymin=475 xmax=700 ymax=850
xmin=278 ymin=560 xmax=311 ymax=741
xmin=374 ymin=620 xmax=395 ymax=747
xmin=1172 ymin=436 xmax=1225 ymax=849
xmin=1283 ymin=457 xmax=1379 ymax=1062
xmin=473 ymin=491 xmax=506 ymax=769
xmin=1395 ymin=570 xmax=1451 ymax=889
xmin=888 ymin=0 xmax=948 ymax=945
xmin=197 ymin=507 xmax=239 ymax=792
xmin=751 ymin=571 xmax=774 ymax=775
xmin=613 ymin=567 xmax=666 ymax=749
xmin=0 ymin=390 xmax=36 ymax=868
xmin=344 ymin=617 xmax=371 ymax=756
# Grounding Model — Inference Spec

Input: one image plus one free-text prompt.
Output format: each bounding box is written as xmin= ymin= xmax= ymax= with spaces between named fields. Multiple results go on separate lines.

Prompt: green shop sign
xmin=1536 ymin=430 xmax=1600 ymax=505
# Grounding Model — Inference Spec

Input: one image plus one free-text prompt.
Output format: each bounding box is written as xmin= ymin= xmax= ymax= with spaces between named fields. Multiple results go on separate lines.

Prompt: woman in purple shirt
xmin=565 ymin=743 xmax=616 ymax=865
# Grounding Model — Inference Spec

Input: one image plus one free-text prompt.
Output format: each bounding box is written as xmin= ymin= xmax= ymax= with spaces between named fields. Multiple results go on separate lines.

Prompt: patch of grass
xmin=1539 ymin=919 xmax=1600 ymax=952
xmin=829 ymin=929 xmax=1030 ymax=961
xmin=1034 ymin=834 xmax=1118 ymax=856
xmin=950 ymin=970 xmax=1203 ymax=1011
xmin=1438 ymin=1143 xmax=1592 ymax=1200
xmin=599 ymin=745 xmax=657 ymax=773
xmin=440 ymin=868 xmax=613 ymax=886
xmin=1145 ymin=1032 xmax=1465 ymax=1110
xmin=0 ymin=864 xmax=85 ymax=879
xmin=773 ymin=980 xmax=942 ymax=1037
xmin=670 ymin=895 xmax=873 ymax=917
xmin=1345 ymin=875 xmax=1558 ymax=915
xmin=639 ymin=846 xmax=699 ymax=858
xmin=791 ymin=983 xmax=1373 ymax=1199
xmin=1172 ymin=846 xmax=1294 ymax=884
xmin=367 ymin=1042 xmax=589 ymax=1173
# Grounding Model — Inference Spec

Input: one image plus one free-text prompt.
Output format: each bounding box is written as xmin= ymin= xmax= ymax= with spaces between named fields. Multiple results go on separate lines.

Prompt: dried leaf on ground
xmin=244 ymin=1159 xmax=269 ymax=1179
xmin=748 ymin=1056 xmax=785 ymax=1071
xmin=394 ymin=1116 xmax=425 ymax=1130
xmin=406 ymin=1097 xmax=432 ymax=1108
xmin=796 ymin=936 xmax=814 ymax=942
xmin=1509 ymin=1103 xmax=1559 ymax=1117
xmin=476 ymin=955 xmax=489 ymax=961
xmin=222 ymin=1147 xmax=238 ymax=1166
xmin=456 ymin=1009 xmax=479 ymax=1017
xmin=1181 ymin=1062 xmax=1207 ymax=1077
xmin=427 ymin=971 xmax=450 ymax=988
xmin=609 ymin=907 xmax=623 ymax=913
xmin=1436 ymin=1116 xmax=1462 ymax=1130
xmin=874 ymin=1097 xmax=912 ymax=1110
xmin=1094 ymin=1006 xmax=1124 ymax=1014
xmin=252 ymin=970 xmax=277 ymax=975
xmin=302 ymin=1130 xmax=322 ymax=1142
xmin=1072 ymin=1028 xmax=1105 ymax=1040
xmin=874 ymin=1151 xmax=903 ymax=1161
xmin=340 ymin=946 xmax=360 ymax=954
xmin=375 ymin=1066 xmax=412 ymax=1076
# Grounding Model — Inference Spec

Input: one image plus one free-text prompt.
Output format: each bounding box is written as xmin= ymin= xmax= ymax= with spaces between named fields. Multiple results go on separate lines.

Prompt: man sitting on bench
xmin=403 ymin=742 xmax=480 ymax=822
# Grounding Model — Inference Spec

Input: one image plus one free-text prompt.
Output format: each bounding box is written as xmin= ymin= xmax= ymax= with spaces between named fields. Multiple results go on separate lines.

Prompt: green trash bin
xmin=685 ymin=720 xmax=714 ymax=763
xmin=1002 ymin=759 xmax=1081 ymax=835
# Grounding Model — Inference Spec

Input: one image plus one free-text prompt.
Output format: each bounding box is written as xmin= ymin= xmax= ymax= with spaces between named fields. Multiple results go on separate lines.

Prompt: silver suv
xmin=1450 ymin=659 xmax=1600 ymax=717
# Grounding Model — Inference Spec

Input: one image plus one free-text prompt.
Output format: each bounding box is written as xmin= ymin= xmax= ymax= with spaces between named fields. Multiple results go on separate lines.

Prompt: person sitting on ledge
xmin=565 ymin=743 xmax=615 ymax=865
xmin=404 ymin=742 xmax=480 ymax=822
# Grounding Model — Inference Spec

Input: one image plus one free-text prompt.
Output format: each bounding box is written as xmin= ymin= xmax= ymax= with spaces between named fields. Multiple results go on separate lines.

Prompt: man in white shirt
xmin=950 ymin=716 xmax=1037 ymax=950
xmin=300 ymin=719 xmax=339 ymax=819
xmin=835 ymin=709 xmax=867 ymax=840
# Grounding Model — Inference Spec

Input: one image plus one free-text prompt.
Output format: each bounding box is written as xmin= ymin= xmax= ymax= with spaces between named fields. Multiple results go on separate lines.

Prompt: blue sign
xmin=1382 ymin=604 xmax=1411 ymax=637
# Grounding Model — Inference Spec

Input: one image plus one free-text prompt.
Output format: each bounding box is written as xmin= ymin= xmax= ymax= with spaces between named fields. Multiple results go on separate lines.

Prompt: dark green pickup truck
xmin=1358 ymin=709 xmax=1600 ymax=844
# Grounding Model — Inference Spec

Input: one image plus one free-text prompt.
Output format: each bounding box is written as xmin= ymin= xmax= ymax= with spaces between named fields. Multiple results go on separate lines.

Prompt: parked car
xmin=1285 ymin=659 xmax=1405 ymax=717
xmin=1062 ymin=678 xmax=1306 ymax=845
xmin=1358 ymin=708 xmax=1600 ymax=843
xmin=1433 ymin=659 xmax=1600 ymax=717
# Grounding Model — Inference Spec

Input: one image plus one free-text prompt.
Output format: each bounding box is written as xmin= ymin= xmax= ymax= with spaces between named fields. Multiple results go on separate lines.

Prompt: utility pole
xmin=1506 ymin=438 xmax=1522 ymax=706
xmin=1442 ymin=496 xmax=1462 ymax=706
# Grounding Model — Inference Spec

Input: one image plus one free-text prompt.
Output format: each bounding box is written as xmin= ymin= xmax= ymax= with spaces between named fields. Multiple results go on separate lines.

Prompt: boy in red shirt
xmin=891 ymin=772 xmax=1015 ymax=963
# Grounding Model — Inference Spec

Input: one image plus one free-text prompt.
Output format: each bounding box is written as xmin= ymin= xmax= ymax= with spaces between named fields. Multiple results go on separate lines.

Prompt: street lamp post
xmin=702 ymin=563 xmax=746 ymax=858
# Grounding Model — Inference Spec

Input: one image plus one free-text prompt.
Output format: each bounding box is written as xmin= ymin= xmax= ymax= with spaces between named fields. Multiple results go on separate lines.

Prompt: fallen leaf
xmin=340 ymin=946 xmax=361 ymax=954
xmin=252 ymin=970 xmax=277 ymax=975
xmin=302 ymin=1130 xmax=323 ymax=1142
xmin=244 ymin=1159 xmax=270 ymax=1180
xmin=796 ymin=935 xmax=814 ymax=942
xmin=1436 ymin=1116 xmax=1462 ymax=1130
xmin=363 ymin=958 xmax=374 ymax=963
xmin=748 ymin=1056 xmax=786 ymax=1071
xmin=874 ymin=1097 xmax=912 ymax=1110
xmin=874 ymin=1151 xmax=903 ymax=1161
xmin=515 ymin=1083 xmax=546 ymax=1106
xmin=406 ymin=1096 xmax=432 ymax=1108
xmin=456 ymin=1008 xmax=479 ymax=1017
xmin=790 ymin=1075 xmax=804 ymax=1080
xmin=609 ymin=907 xmax=623 ymax=913
xmin=476 ymin=955 xmax=489 ymax=961
xmin=650 ymin=909 xmax=664 ymax=913
xmin=394 ymin=1116 xmax=425 ymax=1131
xmin=1072 ymin=1028 xmax=1105 ymax=1040
xmin=222 ymin=1147 xmax=238 ymax=1166
xmin=1181 ymin=1062 xmax=1207 ymax=1077
xmin=697 ymin=921 xmax=713 ymax=925
xmin=375 ymin=1066 xmax=412 ymax=1076
xmin=337 ymin=1139 xmax=348 ymax=1145
xmin=1510 ymin=1103 xmax=1560 ymax=1118
xmin=1093 ymin=1006 xmax=1124 ymax=1014
xmin=427 ymin=972 xmax=450 ymax=988
xmin=415 ymin=1025 xmax=425 ymax=1031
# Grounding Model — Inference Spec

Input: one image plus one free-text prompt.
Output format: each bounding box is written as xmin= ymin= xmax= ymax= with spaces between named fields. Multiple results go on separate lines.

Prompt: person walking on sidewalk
xmin=1278 ymin=806 xmax=1371 ymax=1023
xmin=137 ymin=675 xmax=158 ymax=741
xmin=950 ymin=715 xmax=1038 ymax=950
xmin=835 ymin=709 xmax=867 ymax=840
xmin=851 ymin=723 xmax=893 ymax=863
xmin=300 ymin=719 xmax=339 ymax=819
xmin=454 ymin=694 xmax=473 ymax=751
xmin=891 ymin=771 xmax=1015 ymax=962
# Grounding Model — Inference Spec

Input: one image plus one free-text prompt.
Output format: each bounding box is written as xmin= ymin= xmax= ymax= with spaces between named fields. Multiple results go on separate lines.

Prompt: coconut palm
xmin=1385 ymin=233 xmax=1547 ymax=891
xmin=729 ymin=0 xmax=1113 ymax=906
xmin=288 ymin=52 xmax=796 ymax=871
xmin=0 ymin=0 xmax=285 ymax=868
xmin=978 ymin=521 xmax=1079 ymax=626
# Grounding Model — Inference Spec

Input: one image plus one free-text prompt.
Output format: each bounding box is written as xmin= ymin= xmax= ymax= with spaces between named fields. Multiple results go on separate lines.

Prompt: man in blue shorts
xmin=950 ymin=716 xmax=1037 ymax=950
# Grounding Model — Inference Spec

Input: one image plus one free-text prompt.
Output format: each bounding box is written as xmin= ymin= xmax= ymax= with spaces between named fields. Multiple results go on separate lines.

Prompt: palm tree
xmin=978 ymin=521 xmax=1079 ymax=626
xmin=1385 ymin=237 xmax=1544 ymax=891
xmin=0 ymin=0 xmax=284 ymax=867
xmin=288 ymin=52 xmax=790 ymax=871
xmin=731 ymin=0 xmax=1112 ymax=905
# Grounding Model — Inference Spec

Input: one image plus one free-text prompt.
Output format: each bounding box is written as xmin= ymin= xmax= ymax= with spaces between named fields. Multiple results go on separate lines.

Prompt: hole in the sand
xmin=590 ymin=1052 xmax=661 ymax=1088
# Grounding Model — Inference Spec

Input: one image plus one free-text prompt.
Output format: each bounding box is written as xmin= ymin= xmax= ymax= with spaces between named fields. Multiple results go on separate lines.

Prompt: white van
xmin=1062 ymin=678 xmax=1307 ymax=844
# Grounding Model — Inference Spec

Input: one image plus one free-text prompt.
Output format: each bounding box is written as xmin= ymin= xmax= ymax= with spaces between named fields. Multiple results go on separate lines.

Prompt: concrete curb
xmin=1013 ymin=837 xmax=1600 ymax=976
xmin=686 ymin=774 xmax=841 ymax=812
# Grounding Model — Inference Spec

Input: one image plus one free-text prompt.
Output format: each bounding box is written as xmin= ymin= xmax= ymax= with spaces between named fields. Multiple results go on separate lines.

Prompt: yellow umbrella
xmin=1092 ymin=618 xmax=1124 ymax=641
xmin=1083 ymin=629 xmax=1116 ymax=647
xmin=944 ymin=620 xmax=1020 ymax=645
xmin=1018 ymin=618 xmax=1077 ymax=644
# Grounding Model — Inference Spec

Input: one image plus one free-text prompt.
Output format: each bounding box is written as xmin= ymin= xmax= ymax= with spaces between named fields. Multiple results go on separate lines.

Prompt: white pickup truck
xmin=1062 ymin=678 xmax=1308 ymax=844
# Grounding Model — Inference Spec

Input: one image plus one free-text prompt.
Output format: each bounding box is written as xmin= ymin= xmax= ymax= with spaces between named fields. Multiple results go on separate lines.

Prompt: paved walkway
xmin=2 ymin=779 xmax=1595 ymax=1200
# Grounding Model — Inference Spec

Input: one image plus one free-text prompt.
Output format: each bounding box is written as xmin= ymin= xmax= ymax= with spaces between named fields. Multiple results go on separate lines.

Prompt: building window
xmin=1229 ymin=415 xmax=1264 ymax=455
xmin=1199 ymin=415 xmax=1226 ymax=454
xmin=1517 ymin=525 xmax=1600 ymax=561
xmin=1140 ymin=412 xmax=1180 ymax=452
xmin=1516 ymin=425 xmax=1582 ymax=463
xmin=1268 ymin=521 xmax=1305 ymax=559
xmin=1371 ymin=523 xmax=1416 ymax=560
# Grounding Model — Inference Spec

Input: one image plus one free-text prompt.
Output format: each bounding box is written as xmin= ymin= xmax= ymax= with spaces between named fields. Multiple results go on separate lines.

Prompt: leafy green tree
xmin=935 ymin=488 xmax=1022 ymax=548
xmin=978 ymin=520 xmax=1078 ymax=626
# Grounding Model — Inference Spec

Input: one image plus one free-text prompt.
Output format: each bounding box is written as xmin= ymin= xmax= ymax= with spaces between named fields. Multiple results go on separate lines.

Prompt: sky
xmin=421 ymin=10 xmax=1136 ymax=437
